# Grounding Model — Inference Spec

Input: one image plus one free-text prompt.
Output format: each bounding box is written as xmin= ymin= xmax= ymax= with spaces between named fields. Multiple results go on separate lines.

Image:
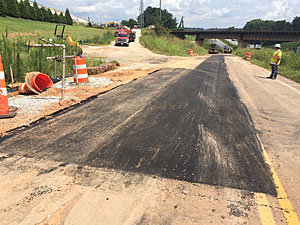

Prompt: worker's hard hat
xmin=275 ymin=43 xmax=281 ymax=48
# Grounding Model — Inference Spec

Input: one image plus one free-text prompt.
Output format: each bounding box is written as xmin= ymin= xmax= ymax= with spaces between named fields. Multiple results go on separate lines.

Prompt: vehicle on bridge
xmin=209 ymin=44 xmax=218 ymax=54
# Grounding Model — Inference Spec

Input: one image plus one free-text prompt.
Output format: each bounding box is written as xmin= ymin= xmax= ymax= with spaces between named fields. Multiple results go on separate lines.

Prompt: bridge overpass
xmin=171 ymin=30 xmax=300 ymax=48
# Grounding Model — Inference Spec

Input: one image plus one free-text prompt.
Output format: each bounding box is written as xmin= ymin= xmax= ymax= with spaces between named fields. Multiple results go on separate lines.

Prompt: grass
xmin=0 ymin=16 xmax=114 ymax=44
xmin=264 ymin=42 xmax=300 ymax=51
xmin=140 ymin=29 xmax=207 ymax=57
xmin=234 ymin=48 xmax=300 ymax=83
xmin=0 ymin=17 xmax=115 ymax=83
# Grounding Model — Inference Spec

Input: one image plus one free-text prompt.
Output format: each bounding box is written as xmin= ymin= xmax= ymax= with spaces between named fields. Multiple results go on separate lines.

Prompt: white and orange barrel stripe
xmin=73 ymin=56 xmax=89 ymax=83
xmin=19 ymin=83 xmax=32 ymax=94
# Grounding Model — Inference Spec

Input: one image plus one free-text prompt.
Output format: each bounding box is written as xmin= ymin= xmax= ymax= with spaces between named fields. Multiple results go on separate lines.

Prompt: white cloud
xmin=263 ymin=0 xmax=300 ymax=21
xmin=72 ymin=5 xmax=97 ymax=13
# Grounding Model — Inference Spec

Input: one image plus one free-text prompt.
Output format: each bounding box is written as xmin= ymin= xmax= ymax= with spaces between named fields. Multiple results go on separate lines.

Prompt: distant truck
xmin=114 ymin=26 xmax=136 ymax=42
xmin=115 ymin=33 xmax=130 ymax=46
xmin=223 ymin=46 xmax=232 ymax=54
xmin=106 ymin=22 xmax=119 ymax=28
xmin=114 ymin=26 xmax=126 ymax=36
xmin=209 ymin=44 xmax=218 ymax=54
xmin=127 ymin=29 xmax=136 ymax=42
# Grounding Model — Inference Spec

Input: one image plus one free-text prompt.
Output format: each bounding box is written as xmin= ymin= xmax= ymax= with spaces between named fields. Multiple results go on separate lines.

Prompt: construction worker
xmin=267 ymin=43 xmax=282 ymax=80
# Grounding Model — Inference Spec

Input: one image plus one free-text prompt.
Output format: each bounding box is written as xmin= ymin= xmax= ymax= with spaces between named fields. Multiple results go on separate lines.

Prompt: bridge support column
xmin=175 ymin=34 xmax=185 ymax=40
xmin=238 ymin=40 xmax=248 ymax=48
xmin=195 ymin=35 xmax=204 ymax=47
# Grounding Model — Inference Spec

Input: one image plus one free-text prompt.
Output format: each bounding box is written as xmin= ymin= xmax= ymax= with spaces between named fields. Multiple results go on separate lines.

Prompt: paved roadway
xmin=0 ymin=55 xmax=276 ymax=196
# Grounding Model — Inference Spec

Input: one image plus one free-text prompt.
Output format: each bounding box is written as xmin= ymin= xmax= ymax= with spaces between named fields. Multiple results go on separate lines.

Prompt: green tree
xmin=6 ymin=0 xmax=20 ymax=18
xmin=24 ymin=0 xmax=36 ymax=20
xmin=58 ymin=12 xmax=65 ymax=24
xmin=121 ymin=19 xmax=138 ymax=28
xmin=18 ymin=0 xmax=29 ymax=19
xmin=292 ymin=16 xmax=300 ymax=31
xmin=0 ymin=0 xmax=7 ymax=17
xmin=45 ymin=8 xmax=53 ymax=22
xmin=36 ymin=6 xmax=45 ymax=21
xmin=53 ymin=12 xmax=59 ymax=23
xmin=23 ymin=0 xmax=33 ymax=20
xmin=137 ymin=6 xmax=177 ymax=28
xmin=40 ymin=7 xmax=47 ymax=22
xmin=243 ymin=18 xmax=292 ymax=31
xmin=64 ymin=8 xmax=73 ymax=25
xmin=275 ymin=20 xmax=292 ymax=31
xmin=32 ymin=1 xmax=40 ymax=21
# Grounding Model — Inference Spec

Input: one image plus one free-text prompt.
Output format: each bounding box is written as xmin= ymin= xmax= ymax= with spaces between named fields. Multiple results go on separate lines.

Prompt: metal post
xmin=160 ymin=0 xmax=162 ymax=20
xmin=29 ymin=41 xmax=68 ymax=100
xmin=74 ymin=52 xmax=78 ymax=85
xmin=9 ymin=64 xmax=14 ymax=85
xmin=62 ymin=45 xmax=66 ymax=100
xmin=54 ymin=60 xmax=57 ymax=78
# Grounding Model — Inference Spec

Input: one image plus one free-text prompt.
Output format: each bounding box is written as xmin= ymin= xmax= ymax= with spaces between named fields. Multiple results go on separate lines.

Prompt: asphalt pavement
xmin=0 ymin=55 xmax=276 ymax=195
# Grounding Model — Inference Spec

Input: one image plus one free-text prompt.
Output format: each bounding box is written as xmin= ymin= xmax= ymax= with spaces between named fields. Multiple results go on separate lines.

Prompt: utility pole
xmin=159 ymin=0 xmax=162 ymax=20
xmin=139 ymin=0 xmax=144 ymax=28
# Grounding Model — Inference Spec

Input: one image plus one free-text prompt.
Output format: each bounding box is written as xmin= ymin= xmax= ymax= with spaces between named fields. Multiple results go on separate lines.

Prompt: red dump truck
xmin=115 ymin=32 xmax=130 ymax=46
xmin=127 ymin=29 xmax=136 ymax=42
xmin=114 ymin=26 xmax=136 ymax=43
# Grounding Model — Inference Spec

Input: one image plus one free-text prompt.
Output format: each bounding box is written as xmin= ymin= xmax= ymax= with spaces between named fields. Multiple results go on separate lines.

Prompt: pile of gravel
xmin=54 ymin=77 xmax=112 ymax=89
xmin=8 ymin=96 xmax=61 ymax=116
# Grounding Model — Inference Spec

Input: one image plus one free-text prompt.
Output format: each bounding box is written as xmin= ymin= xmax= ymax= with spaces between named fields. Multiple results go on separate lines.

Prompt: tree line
xmin=0 ymin=0 xmax=73 ymax=25
xmin=243 ymin=18 xmax=300 ymax=31
xmin=121 ymin=6 xmax=177 ymax=29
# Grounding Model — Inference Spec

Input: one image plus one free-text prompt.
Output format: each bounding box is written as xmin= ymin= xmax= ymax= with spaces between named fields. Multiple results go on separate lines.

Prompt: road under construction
xmin=0 ymin=30 xmax=299 ymax=225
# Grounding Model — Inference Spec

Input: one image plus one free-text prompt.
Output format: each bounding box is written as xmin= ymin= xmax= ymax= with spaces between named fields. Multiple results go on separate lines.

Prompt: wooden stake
xmin=9 ymin=64 xmax=14 ymax=85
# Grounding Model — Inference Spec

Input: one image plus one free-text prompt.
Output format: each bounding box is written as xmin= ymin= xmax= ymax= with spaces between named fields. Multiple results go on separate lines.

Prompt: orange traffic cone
xmin=0 ymin=55 xmax=17 ymax=119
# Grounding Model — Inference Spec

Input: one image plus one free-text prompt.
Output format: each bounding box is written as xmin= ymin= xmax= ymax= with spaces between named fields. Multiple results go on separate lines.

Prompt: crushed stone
xmin=8 ymin=96 xmax=61 ymax=116
xmin=54 ymin=77 xmax=112 ymax=89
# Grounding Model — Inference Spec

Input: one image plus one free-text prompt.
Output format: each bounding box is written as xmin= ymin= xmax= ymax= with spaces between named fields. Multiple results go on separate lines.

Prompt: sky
xmin=37 ymin=0 xmax=300 ymax=28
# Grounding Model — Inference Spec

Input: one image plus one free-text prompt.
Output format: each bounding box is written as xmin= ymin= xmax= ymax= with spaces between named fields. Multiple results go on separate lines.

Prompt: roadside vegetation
xmin=0 ymin=35 xmax=78 ymax=83
xmin=0 ymin=17 xmax=114 ymax=83
xmin=140 ymin=28 xmax=207 ymax=57
xmin=0 ymin=16 xmax=115 ymax=44
xmin=0 ymin=0 xmax=73 ymax=25
xmin=234 ymin=48 xmax=300 ymax=83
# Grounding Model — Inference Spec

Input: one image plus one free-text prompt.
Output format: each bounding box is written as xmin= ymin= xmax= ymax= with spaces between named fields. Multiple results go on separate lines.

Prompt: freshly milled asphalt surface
xmin=0 ymin=55 xmax=276 ymax=195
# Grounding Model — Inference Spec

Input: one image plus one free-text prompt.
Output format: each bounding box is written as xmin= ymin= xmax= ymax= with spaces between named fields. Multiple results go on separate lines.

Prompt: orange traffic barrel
xmin=0 ymin=55 xmax=9 ymax=115
xmin=19 ymin=72 xmax=53 ymax=95
xmin=29 ymin=73 xmax=53 ymax=92
xmin=73 ymin=56 xmax=89 ymax=83
xmin=188 ymin=49 xmax=193 ymax=56
xmin=18 ymin=82 xmax=33 ymax=94
xmin=0 ymin=55 xmax=17 ymax=118
xmin=245 ymin=52 xmax=252 ymax=61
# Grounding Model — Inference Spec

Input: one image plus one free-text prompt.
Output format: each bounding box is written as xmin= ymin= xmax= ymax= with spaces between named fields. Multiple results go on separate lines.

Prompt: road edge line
xmin=257 ymin=134 xmax=300 ymax=225
xmin=255 ymin=193 xmax=276 ymax=225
